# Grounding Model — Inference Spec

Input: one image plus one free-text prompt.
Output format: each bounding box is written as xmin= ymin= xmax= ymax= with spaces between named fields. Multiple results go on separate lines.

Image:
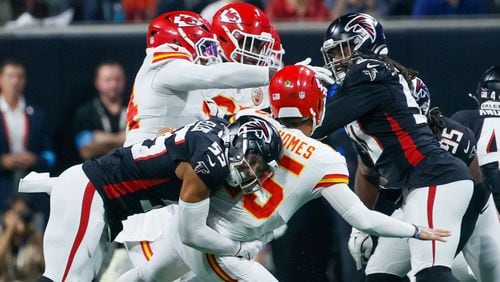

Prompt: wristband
xmin=412 ymin=224 xmax=421 ymax=239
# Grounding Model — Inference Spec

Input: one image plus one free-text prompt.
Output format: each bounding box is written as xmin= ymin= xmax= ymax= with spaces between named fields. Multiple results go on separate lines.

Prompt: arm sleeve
xmin=153 ymin=60 xmax=269 ymax=92
xmin=178 ymin=198 xmax=240 ymax=256
xmin=321 ymin=183 xmax=415 ymax=237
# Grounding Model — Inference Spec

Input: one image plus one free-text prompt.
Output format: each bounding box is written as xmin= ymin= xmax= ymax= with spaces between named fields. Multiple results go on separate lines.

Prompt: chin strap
xmin=468 ymin=92 xmax=480 ymax=106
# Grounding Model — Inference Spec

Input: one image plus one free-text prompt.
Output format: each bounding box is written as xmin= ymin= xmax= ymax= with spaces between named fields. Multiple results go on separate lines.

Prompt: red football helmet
xmin=269 ymin=26 xmax=285 ymax=69
xmin=212 ymin=3 xmax=275 ymax=66
xmin=147 ymin=11 xmax=220 ymax=64
xmin=269 ymin=65 xmax=327 ymax=132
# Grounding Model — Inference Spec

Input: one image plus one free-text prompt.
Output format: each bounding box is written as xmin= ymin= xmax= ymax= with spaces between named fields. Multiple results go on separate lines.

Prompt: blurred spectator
xmin=0 ymin=195 xmax=44 ymax=282
xmin=122 ymin=0 xmax=156 ymax=22
xmin=73 ymin=61 xmax=127 ymax=160
xmin=83 ymin=0 xmax=125 ymax=22
xmin=156 ymin=0 xmax=208 ymax=15
xmin=329 ymin=0 xmax=388 ymax=19
xmin=412 ymin=0 xmax=485 ymax=17
xmin=9 ymin=0 xmax=50 ymax=19
xmin=485 ymin=0 xmax=500 ymax=13
xmin=0 ymin=59 xmax=55 ymax=212
xmin=0 ymin=0 xmax=14 ymax=25
xmin=266 ymin=0 xmax=331 ymax=21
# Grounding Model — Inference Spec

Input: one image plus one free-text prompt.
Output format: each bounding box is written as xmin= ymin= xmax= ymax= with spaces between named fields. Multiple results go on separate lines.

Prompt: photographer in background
xmin=0 ymin=195 xmax=44 ymax=282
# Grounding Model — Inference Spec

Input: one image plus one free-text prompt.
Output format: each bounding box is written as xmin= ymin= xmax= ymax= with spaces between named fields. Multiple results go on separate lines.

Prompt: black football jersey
xmin=314 ymin=59 xmax=471 ymax=188
xmin=438 ymin=116 xmax=477 ymax=167
xmin=83 ymin=118 xmax=229 ymax=224
xmin=452 ymin=106 xmax=500 ymax=206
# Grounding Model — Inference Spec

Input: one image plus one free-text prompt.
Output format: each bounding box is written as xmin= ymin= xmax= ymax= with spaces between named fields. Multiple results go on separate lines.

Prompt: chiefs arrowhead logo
xmin=173 ymin=14 xmax=203 ymax=27
xmin=220 ymin=8 xmax=242 ymax=24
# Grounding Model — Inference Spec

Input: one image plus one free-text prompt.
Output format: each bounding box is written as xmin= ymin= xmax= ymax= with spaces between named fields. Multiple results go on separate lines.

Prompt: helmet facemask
xmin=322 ymin=36 xmax=359 ymax=84
xmin=227 ymin=27 xmax=275 ymax=66
xmin=226 ymin=140 xmax=278 ymax=194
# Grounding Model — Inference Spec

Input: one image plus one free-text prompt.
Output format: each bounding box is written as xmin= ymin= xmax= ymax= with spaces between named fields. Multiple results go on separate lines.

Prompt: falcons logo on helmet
xmin=345 ymin=15 xmax=376 ymax=43
xmin=173 ymin=14 xmax=203 ymax=27
xmin=221 ymin=8 xmax=242 ymax=24
xmin=239 ymin=119 xmax=273 ymax=143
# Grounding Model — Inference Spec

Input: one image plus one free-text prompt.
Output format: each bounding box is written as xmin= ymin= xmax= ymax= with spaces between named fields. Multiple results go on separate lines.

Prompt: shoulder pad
xmin=343 ymin=59 xmax=392 ymax=87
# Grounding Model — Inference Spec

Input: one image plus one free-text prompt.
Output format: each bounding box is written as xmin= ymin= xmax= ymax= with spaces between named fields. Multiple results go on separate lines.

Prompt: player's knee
xmin=37 ymin=276 xmax=54 ymax=282
xmin=415 ymin=266 xmax=457 ymax=282
xmin=366 ymin=273 xmax=406 ymax=282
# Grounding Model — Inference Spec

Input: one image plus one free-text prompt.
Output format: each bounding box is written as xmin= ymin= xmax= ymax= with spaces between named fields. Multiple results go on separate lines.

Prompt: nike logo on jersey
xmin=207 ymin=155 xmax=217 ymax=167
xmin=463 ymin=141 xmax=470 ymax=153
xmin=366 ymin=63 xmax=379 ymax=68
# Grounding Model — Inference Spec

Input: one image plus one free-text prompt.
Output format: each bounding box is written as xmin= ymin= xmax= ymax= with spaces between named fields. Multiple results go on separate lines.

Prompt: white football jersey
xmin=124 ymin=43 xmax=270 ymax=146
xmin=201 ymin=86 xmax=270 ymax=118
xmin=208 ymin=126 xmax=349 ymax=241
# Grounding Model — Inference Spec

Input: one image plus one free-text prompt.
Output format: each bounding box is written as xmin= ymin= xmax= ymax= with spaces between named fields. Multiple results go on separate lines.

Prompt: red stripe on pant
xmin=427 ymin=185 xmax=437 ymax=266
xmin=62 ymin=182 xmax=96 ymax=282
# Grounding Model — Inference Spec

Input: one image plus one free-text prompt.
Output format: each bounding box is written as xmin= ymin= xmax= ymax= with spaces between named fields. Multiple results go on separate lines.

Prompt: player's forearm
xmin=322 ymin=184 xmax=415 ymax=238
xmin=158 ymin=60 xmax=269 ymax=92
xmin=354 ymin=162 xmax=380 ymax=209
xmin=178 ymin=198 xmax=240 ymax=256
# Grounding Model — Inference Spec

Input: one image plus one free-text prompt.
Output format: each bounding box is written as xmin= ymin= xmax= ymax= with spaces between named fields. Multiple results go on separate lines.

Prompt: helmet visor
xmin=196 ymin=38 xmax=222 ymax=65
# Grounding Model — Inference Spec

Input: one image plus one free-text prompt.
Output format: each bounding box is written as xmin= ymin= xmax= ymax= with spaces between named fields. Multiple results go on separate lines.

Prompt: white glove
xmin=295 ymin=57 xmax=335 ymax=85
xmin=348 ymin=227 xmax=373 ymax=270
xmin=235 ymin=240 xmax=264 ymax=260
xmin=205 ymin=98 xmax=227 ymax=119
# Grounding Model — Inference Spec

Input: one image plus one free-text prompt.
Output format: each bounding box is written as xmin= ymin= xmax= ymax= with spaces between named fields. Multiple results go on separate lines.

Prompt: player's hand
xmin=413 ymin=225 xmax=451 ymax=242
xmin=348 ymin=227 xmax=373 ymax=270
xmin=235 ymin=240 xmax=264 ymax=260
xmin=205 ymin=98 xmax=227 ymax=119
xmin=294 ymin=57 xmax=335 ymax=85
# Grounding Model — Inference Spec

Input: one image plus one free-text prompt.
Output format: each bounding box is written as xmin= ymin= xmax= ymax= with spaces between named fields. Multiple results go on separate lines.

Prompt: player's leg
xmin=40 ymin=164 xmax=108 ymax=282
xmin=403 ymin=180 xmax=474 ymax=282
xmin=365 ymin=208 xmax=411 ymax=282
xmin=118 ymin=205 xmax=190 ymax=281
xmin=451 ymin=252 xmax=476 ymax=282
xmin=118 ymin=205 xmax=177 ymax=267
xmin=461 ymin=194 xmax=500 ymax=282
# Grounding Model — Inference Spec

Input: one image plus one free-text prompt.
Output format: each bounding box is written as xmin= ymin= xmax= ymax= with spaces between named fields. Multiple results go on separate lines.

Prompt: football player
xmin=117 ymin=65 xmax=451 ymax=282
xmin=313 ymin=12 xmax=486 ymax=281
xmin=349 ymin=77 xmax=499 ymax=281
xmin=452 ymin=66 xmax=500 ymax=212
xmin=36 ymin=116 xmax=282 ymax=282
xmin=199 ymin=2 xmax=284 ymax=120
xmin=117 ymin=4 xmax=308 ymax=270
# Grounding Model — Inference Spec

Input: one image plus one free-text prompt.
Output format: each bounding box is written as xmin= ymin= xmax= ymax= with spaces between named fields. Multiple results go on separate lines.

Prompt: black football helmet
xmin=476 ymin=66 xmax=500 ymax=104
xmin=321 ymin=13 xmax=388 ymax=83
xmin=412 ymin=77 xmax=431 ymax=116
xmin=225 ymin=115 xmax=282 ymax=194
